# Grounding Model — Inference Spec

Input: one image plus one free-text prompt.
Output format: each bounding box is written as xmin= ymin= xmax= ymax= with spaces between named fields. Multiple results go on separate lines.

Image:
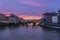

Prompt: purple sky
xmin=0 ymin=0 xmax=60 ymax=16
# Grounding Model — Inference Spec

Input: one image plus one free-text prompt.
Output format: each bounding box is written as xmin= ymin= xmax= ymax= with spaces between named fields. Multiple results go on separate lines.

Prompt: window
xmin=52 ymin=16 xmax=58 ymax=23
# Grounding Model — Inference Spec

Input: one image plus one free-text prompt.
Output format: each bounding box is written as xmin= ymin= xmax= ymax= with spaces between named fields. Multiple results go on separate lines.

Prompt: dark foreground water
xmin=0 ymin=26 xmax=60 ymax=40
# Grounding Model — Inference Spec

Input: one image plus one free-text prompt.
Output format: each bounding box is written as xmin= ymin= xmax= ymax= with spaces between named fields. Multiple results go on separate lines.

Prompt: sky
xmin=0 ymin=0 xmax=60 ymax=19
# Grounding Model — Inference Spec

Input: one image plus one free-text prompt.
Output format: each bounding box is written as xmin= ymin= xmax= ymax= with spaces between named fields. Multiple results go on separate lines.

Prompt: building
xmin=0 ymin=14 xmax=8 ymax=21
xmin=8 ymin=14 xmax=21 ymax=23
xmin=40 ymin=10 xmax=60 ymax=28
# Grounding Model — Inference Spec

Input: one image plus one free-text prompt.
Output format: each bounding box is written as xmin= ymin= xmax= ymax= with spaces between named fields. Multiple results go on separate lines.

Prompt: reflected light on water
xmin=0 ymin=26 xmax=60 ymax=40
xmin=27 ymin=23 xmax=33 ymax=26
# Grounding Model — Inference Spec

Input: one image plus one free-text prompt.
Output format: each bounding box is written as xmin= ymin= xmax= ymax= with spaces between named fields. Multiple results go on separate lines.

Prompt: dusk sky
xmin=0 ymin=0 xmax=60 ymax=19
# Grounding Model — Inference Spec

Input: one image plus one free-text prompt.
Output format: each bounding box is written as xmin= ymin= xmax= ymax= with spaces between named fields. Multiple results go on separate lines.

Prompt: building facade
xmin=41 ymin=10 xmax=60 ymax=26
xmin=0 ymin=14 xmax=8 ymax=22
xmin=8 ymin=14 xmax=20 ymax=23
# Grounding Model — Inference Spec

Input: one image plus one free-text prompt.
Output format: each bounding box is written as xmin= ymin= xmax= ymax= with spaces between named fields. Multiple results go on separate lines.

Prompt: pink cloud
xmin=17 ymin=14 xmax=41 ymax=20
xmin=0 ymin=12 xmax=41 ymax=20
xmin=19 ymin=0 xmax=47 ymax=7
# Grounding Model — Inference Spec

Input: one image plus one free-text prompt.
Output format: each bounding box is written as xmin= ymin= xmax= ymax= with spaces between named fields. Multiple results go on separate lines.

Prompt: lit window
xmin=52 ymin=16 xmax=58 ymax=23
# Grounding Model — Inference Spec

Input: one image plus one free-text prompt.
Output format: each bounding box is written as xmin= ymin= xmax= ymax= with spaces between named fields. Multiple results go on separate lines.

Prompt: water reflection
xmin=0 ymin=26 xmax=60 ymax=40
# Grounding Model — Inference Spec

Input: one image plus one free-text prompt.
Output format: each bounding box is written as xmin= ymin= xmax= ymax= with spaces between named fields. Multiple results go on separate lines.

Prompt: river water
xmin=0 ymin=26 xmax=60 ymax=40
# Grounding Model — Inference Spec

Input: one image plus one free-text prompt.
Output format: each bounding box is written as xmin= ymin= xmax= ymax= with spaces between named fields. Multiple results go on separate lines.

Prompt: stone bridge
xmin=20 ymin=19 xmax=40 ymax=26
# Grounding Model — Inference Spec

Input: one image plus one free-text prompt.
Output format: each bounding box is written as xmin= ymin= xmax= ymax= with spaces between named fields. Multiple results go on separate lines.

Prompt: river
xmin=0 ymin=26 xmax=60 ymax=40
